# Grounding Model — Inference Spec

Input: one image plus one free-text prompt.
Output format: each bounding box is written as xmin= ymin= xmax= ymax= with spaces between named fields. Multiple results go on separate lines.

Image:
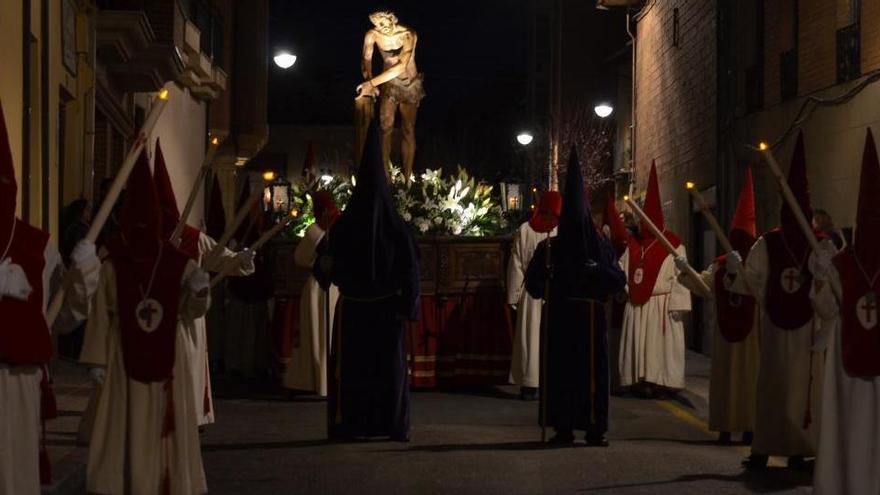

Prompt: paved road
xmin=200 ymin=380 xmax=813 ymax=495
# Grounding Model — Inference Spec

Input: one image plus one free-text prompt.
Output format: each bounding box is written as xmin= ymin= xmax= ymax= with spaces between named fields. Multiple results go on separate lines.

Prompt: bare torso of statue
xmin=356 ymin=11 xmax=424 ymax=180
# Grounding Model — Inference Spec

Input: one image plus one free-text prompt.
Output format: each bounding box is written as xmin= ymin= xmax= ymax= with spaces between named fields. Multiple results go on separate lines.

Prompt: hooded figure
xmin=283 ymin=190 xmax=341 ymax=396
xmin=524 ymin=148 xmax=626 ymax=445
xmin=811 ymin=128 xmax=880 ymax=495
xmin=315 ymin=119 xmax=419 ymax=441
xmin=0 ymin=98 xmax=97 ymax=494
xmin=618 ymin=161 xmax=692 ymax=395
xmin=80 ymin=149 xmax=211 ymax=495
xmin=507 ymin=191 xmax=561 ymax=399
xmin=152 ymin=139 xmax=254 ymax=426
xmin=679 ymin=166 xmax=761 ymax=445
xmin=726 ymin=130 xmax=831 ymax=469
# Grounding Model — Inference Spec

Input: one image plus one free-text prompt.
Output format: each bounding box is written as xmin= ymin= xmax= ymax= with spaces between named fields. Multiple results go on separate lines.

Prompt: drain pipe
xmin=626 ymin=10 xmax=636 ymax=197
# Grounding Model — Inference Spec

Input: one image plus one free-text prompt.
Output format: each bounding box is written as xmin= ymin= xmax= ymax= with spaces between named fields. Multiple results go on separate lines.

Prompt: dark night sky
xmin=268 ymin=0 xmax=531 ymax=180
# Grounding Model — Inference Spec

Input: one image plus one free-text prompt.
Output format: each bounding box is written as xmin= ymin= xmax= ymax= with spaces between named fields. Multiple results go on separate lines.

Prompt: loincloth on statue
xmin=381 ymin=74 xmax=426 ymax=105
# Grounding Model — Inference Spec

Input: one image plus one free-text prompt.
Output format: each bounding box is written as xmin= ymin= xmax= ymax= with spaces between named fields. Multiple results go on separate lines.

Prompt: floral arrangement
xmin=285 ymin=165 xmax=514 ymax=238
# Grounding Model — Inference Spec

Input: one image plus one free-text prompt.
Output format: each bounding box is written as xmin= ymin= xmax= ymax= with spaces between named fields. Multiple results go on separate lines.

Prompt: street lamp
xmin=594 ymin=103 xmax=614 ymax=118
xmin=273 ymin=51 xmax=297 ymax=69
xmin=263 ymin=172 xmax=293 ymax=223
xmin=516 ymin=132 xmax=534 ymax=146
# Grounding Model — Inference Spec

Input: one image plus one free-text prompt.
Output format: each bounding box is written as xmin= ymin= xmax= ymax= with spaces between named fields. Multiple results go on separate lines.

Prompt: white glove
xmin=673 ymin=256 xmax=689 ymax=272
xmin=237 ymin=248 xmax=256 ymax=272
xmin=71 ymin=240 xmax=98 ymax=268
xmin=725 ymin=251 xmax=744 ymax=274
xmin=809 ymin=247 xmax=835 ymax=282
xmin=89 ymin=367 xmax=106 ymax=385
xmin=188 ymin=268 xmax=210 ymax=295
xmin=0 ymin=258 xmax=33 ymax=301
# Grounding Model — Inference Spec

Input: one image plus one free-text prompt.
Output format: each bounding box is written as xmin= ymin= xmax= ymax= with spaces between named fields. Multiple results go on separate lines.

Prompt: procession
xmin=2 ymin=1 xmax=880 ymax=494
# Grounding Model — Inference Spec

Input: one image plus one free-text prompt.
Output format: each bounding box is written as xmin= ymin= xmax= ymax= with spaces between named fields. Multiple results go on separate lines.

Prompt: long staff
xmin=170 ymin=137 xmax=222 ymax=246
xmin=623 ymin=197 xmax=712 ymax=297
xmin=203 ymin=173 xmax=273 ymax=267
xmin=208 ymin=212 xmax=295 ymax=289
xmin=46 ymin=89 xmax=170 ymax=326
xmin=756 ymin=143 xmax=841 ymax=300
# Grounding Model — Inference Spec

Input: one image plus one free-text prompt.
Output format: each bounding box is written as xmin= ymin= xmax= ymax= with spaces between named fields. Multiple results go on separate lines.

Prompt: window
xmin=837 ymin=0 xmax=861 ymax=83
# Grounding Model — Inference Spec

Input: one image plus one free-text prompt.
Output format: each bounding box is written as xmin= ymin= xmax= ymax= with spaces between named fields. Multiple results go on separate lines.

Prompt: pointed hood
xmin=152 ymin=139 xmax=181 ymax=239
xmin=729 ymin=165 xmax=757 ymax=255
xmin=205 ymin=173 xmax=226 ymax=239
xmin=119 ymin=149 xmax=163 ymax=258
xmin=854 ymin=128 xmax=880 ymax=275
xmin=0 ymin=98 xmax=16 ymax=243
xmin=528 ymin=190 xmax=562 ymax=233
xmin=604 ymin=192 xmax=629 ymax=257
xmin=312 ymin=190 xmax=340 ymax=230
xmin=780 ymin=131 xmax=812 ymax=246
xmin=333 ymin=118 xmax=411 ymax=283
xmin=557 ymin=147 xmax=600 ymax=263
xmin=641 ymin=161 xmax=665 ymax=240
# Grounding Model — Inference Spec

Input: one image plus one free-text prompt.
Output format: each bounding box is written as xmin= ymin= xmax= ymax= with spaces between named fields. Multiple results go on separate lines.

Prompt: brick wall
xmin=633 ymin=0 xmax=716 ymax=236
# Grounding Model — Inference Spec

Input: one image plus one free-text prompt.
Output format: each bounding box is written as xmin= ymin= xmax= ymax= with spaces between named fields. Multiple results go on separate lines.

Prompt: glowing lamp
xmin=273 ymin=51 xmax=297 ymax=69
xmin=594 ymin=103 xmax=614 ymax=118
xmin=262 ymin=170 xmax=276 ymax=182
xmin=516 ymin=132 xmax=534 ymax=146
xmin=320 ymin=174 xmax=333 ymax=185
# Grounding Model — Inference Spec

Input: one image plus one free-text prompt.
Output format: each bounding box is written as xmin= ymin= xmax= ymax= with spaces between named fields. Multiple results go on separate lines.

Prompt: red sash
xmin=626 ymin=231 xmax=681 ymax=306
xmin=833 ymin=249 xmax=880 ymax=377
xmin=0 ymin=219 xmax=51 ymax=365
xmin=763 ymin=230 xmax=816 ymax=330
xmin=108 ymin=240 xmax=189 ymax=382
xmin=713 ymin=256 xmax=756 ymax=342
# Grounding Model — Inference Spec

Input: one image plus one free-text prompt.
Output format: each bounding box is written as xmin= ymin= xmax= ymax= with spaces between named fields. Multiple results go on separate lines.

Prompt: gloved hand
xmin=237 ymin=248 xmax=256 ymax=272
xmin=809 ymin=246 xmax=835 ymax=282
xmin=725 ymin=251 xmax=744 ymax=274
xmin=89 ymin=367 xmax=106 ymax=385
xmin=673 ymin=256 xmax=690 ymax=273
xmin=188 ymin=268 xmax=210 ymax=296
xmin=669 ymin=311 xmax=685 ymax=322
xmin=71 ymin=240 xmax=98 ymax=267
xmin=0 ymin=258 xmax=33 ymax=301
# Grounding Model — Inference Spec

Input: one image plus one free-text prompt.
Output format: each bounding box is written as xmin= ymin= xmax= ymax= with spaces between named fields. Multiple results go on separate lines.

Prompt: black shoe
xmin=741 ymin=431 xmax=754 ymax=446
xmin=717 ymin=431 xmax=732 ymax=445
xmin=391 ymin=433 xmax=410 ymax=443
xmin=742 ymin=454 xmax=768 ymax=470
xmin=520 ymin=387 xmax=538 ymax=401
xmin=548 ymin=431 xmax=575 ymax=445
xmin=787 ymin=456 xmax=811 ymax=471
xmin=584 ymin=433 xmax=610 ymax=447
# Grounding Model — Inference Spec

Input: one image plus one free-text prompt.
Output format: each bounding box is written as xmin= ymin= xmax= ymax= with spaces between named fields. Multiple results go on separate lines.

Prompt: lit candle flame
xmin=686 ymin=181 xmax=695 ymax=190
xmin=623 ymin=195 xmax=630 ymax=201
xmin=262 ymin=171 xmax=276 ymax=182
xmin=158 ymin=88 xmax=169 ymax=100
xmin=758 ymin=142 xmax=769 ymax=151
xmin=211 ymin=137 xmax=220 ymax=146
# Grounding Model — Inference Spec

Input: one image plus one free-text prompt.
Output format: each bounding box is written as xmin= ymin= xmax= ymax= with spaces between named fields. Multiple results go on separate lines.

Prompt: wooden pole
xmin=45 ymin=88 xmax=171 ymax=326
xmin=757 ymin=143 xmax=841 ymax=300
xmin=208 ymin=213 xmax=294 ymax=289
xmin=624 ymin=197 xmax=712 ymax=297
xmin=203 ymin=173 xmax=273 ymax=266
xmin=170 ymin=137 xmax=222 ymax=246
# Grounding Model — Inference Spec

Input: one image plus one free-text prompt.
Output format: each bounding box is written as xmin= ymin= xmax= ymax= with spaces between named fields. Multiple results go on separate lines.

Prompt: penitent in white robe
xmin=681 ymin=263 xmax=760 ymax=434
xmin=283 ymin=224 xmax=339 ymax=396
xmin=188 ymin=232 xmax=252 ymax=425
xmin=811 ymin=268 xmax=880 ymax=495
xmin=1 ymin=243 xmax=95 ymax=495
xmin=619 ymin=245 xmax=691 ymax=389
xmin=729 ymin=235 xmax=827 ymax=457
xmin=506 ymin=222 xmax=556 ymax=388
xmin=80 ymin=261 xmax=210 ymax=495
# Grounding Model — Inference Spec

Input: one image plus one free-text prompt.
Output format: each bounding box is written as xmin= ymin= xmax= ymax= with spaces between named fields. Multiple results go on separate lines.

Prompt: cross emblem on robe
xmin=858 ymin=293 xmax=878 ymax=330
xmin=135 ymin=298 xmax=164 ymax=332
xmin=780 ymin=267 xmax=802 ymax=294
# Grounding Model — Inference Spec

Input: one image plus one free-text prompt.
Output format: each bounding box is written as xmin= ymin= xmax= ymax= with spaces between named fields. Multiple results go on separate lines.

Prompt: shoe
xmin=717 ymin=432 xmax=732 ymax=445
xmin=519 ymin=387 xmax=539 ymax=401
xmin=390 ymin=434 xmax=410 ymax=443
xmin=741 ymin=431 xmax=754 ymax=445
xmin=742 ymin=454 xmax=768 ymax=470
xmin=787 ymin=456 xmax=811 ymax=471
xmin=584 ymin=433 xmax=610 ymax=447
xmin=548 ymin=431 xmax=575 ymax=445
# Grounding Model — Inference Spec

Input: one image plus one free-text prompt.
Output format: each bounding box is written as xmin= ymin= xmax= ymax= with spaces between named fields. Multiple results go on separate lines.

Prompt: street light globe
xmin=594 ymin=103 xmax=614 ymax=118
xmin=273 ymin=51 xmax=297 ymax=69
xmin=516 ymin=132 xmax=534 ymax=146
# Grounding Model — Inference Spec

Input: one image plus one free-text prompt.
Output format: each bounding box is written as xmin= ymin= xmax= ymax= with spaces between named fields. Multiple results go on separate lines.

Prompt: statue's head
xmin=369 ymin=11 xmax=398 ymax=35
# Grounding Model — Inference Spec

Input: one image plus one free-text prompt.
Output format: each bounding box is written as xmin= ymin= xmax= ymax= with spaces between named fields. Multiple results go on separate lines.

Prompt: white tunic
xmin=619 ymin=244 xmax=691 ymax=389
xmin=811 ymin=268 xmax=880 ymax=495
xmin=1 ymin=242 xmax=94 ymax=495
xmin=729 ymin=235 xmax=826 ymax=457
xmin=506 ymin=222 xmax=556 ymax=388
xmin=80 ymin=261 xmax=209 ymax=495
xmin=283 ymin=224 xmax=339 ymax=396
xmin=680 ymin=263 xmax=760 ymax=433
xmin=187 ymin=232 xmax=252 ymax=425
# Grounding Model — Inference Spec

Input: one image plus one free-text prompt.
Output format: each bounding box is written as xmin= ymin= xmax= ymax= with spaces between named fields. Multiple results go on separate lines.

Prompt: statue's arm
xmin=361 ymin=31 xmax=375 ymax=79
xmin=367 ymin=31 xmax=416 ymax=87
